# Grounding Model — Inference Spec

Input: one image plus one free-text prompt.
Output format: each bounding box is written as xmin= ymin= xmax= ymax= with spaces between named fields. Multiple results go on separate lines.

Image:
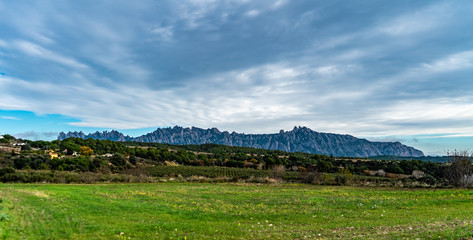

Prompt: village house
xmin=61 ymin=149 xmax=79 ymax=156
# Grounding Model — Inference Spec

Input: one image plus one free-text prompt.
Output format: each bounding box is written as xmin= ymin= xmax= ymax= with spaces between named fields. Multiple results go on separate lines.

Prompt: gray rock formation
xmin=58 ymin=126 xmax=424 ymax=157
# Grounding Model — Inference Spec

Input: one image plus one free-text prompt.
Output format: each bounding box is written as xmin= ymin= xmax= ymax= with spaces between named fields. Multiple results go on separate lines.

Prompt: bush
xmin=320 ymin=173 xmax=335 ymax=185
xmin=419 ymin=174 xmax=437 ymax=185
xmin=0 ymin=167 xmax=15 ymax=176
xmin=129 ymin=155 xmax=137 ymax=165
xmin=300 ymin=171 xmax=321 ymax=184
xmin=333 ymin=168 xmax=353 ymax=185
xmin=271 ymin=165 xmax=285 ymax=181
xmin=110 ymin=154 xmax=127 ymax=166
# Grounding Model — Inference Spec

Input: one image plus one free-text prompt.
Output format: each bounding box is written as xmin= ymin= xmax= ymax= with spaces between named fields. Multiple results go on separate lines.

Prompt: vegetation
xmin=0 ymin=135 xmax=468 ymax=186
xmin=445 ymin=150 xmax=473 ymax=187
xmin=148 ymin=165 xmax=270 ymax=179
xmin=368 ymin=155 xmax=450 ymax=163
xmin=1 ymin=134 xmax=472 ymax=239
xmin=1 ymin=183 xmax=473 ymax=239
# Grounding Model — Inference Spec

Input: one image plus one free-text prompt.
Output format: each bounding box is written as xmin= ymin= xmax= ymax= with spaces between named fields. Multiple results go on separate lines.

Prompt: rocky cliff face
xmin=58 ymin=126 xmax=424 ymax=157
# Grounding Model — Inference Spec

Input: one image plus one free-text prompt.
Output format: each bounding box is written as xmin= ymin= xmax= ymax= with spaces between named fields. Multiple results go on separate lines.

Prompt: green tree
xmin=110 ymin=154 xmax=127 ymax=167
xmin=129 ymin=155 xmax=137 ymax=165
xmin=61 ymin=141 xmax=81 ymax=154
xmin=2 ymin=134 xmax=15 ymax=140
xmin=317 ymin=159 xmax=333 ymax=173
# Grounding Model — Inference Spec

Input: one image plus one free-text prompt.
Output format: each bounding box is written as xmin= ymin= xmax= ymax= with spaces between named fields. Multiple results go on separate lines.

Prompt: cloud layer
xmin=1 ymin=0 xmax=473 ymax=143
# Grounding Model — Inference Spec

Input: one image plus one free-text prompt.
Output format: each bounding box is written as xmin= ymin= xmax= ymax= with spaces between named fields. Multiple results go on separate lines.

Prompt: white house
xmin=0 ymin=135 xmax=3 ymax=139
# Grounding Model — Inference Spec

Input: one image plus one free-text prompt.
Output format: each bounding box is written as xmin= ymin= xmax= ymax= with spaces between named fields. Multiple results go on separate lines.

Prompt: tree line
xmin=0 ymin=136 xmax=471 ymax=186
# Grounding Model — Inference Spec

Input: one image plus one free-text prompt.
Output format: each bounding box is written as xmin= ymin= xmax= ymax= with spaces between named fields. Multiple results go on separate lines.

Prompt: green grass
xmin=1 ymin=183 xmax=473 ymax=239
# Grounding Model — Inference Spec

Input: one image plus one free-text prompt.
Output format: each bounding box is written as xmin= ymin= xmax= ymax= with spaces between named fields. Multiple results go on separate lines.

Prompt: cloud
xmin=245 ymin=9 xmax=260 ymax=17
xmin=417 ymin=133 xmax=473 ymax=139
xmin=13 ymin=131 xmax=58 ymax=140
xmin=271 ymin=0 xmax=287 ymax=9
xmin=365 ymin=136 xmax=404 ymax=143
xmin=42 ymin=131 xmax=58 ymax=138
xmin=151 ymin=26 xmax=174 ymax=41
xmin=14 ymin=40 xmax=88 ymax=69
xmin=0 ymin=116 xmax=21 ymax=120
xmin=377 ymin=3 xmax=449 ymax=36
xmin=423 ymin=51 xmax=473 ymax=73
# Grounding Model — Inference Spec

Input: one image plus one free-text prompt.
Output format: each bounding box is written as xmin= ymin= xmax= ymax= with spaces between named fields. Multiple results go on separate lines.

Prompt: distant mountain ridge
xmin=58 ymin=126 xmax=424 ymax=157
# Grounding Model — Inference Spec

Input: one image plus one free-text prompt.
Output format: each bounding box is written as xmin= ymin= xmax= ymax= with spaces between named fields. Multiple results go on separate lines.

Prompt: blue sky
xmin=1 ymin=0 xmax=473 ymax=155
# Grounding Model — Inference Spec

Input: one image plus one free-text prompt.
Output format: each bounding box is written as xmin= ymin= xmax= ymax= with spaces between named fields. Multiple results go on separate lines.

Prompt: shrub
xmin=419 ymin=174 xmax=437 ymax=185
xmin=334 ymin=168 xmax=353 ymax=185
xmin=300 ymin=171 xmax=321 ymax=184
xmin=0 ymin=167 xmax=15 ymax=176
xmin=271 ymin=165 xmax=285 ymax=181
xmin=297 ymin=166 xmax=307 ymax=172
xmin=320 ymin=173 xmax=335 ymax=185
xmin=110 ymin=154 xmax=127 ymax=166
xmin=129 ymin=155 xmax=137 ymax=165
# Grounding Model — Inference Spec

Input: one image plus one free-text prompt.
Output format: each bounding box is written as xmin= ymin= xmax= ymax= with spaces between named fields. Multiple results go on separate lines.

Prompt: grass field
xmin=1 ymin=183 xmax=473 ymax=239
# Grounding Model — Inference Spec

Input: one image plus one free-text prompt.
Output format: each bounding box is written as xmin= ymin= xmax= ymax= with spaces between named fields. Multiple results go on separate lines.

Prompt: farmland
xmin=1 ymin=183 xmax=473 ymax=239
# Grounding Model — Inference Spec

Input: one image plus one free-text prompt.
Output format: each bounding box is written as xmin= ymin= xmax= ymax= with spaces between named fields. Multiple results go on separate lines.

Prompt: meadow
xmin=1 ymin=183 xmax=473 ymax=239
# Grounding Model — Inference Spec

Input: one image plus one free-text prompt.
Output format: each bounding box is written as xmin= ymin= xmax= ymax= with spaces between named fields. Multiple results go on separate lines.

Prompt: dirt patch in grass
xmin=329 ymin=220 xmax=473 ymax=239
xmin=14 ymin=189 xmax=50 ymax=199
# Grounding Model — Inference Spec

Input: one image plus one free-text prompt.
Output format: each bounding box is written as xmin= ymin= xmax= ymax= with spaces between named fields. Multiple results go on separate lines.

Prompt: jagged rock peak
xmin=58 ymin=126 xmax=424 ymax=158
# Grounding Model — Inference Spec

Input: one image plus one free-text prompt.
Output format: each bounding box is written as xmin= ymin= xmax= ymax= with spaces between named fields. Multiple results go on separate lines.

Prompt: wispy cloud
xmin=13 ymin=131 xmax=58 ymax=140
xmin=423 ymin=51 xmax=473 ymax=73
xmin=14 ymin=40 xmax=88 ymax=69
xmin=1 ymin=116 xmax=21 ymax=120
xmin=151 ymin=26 xmax=174 ymax=41
xmin=245 ymin=9 xmax=260 ymax=17
xmin=376 ymin=3 xmax=450 ymax=36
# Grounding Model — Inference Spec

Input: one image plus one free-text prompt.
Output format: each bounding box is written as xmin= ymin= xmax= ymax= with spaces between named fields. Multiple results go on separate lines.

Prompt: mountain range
xmin=58 ymin=126 xmax=424 ymax=157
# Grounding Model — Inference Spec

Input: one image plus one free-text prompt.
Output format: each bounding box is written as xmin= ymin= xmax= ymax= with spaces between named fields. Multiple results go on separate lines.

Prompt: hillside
xmin=58 ymin=126 xmax=424 ymax=157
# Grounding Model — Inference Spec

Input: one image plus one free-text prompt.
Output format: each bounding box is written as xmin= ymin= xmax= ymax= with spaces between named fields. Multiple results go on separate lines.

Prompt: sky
xmin=1 ymin=0 xmax=473 ymax=156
